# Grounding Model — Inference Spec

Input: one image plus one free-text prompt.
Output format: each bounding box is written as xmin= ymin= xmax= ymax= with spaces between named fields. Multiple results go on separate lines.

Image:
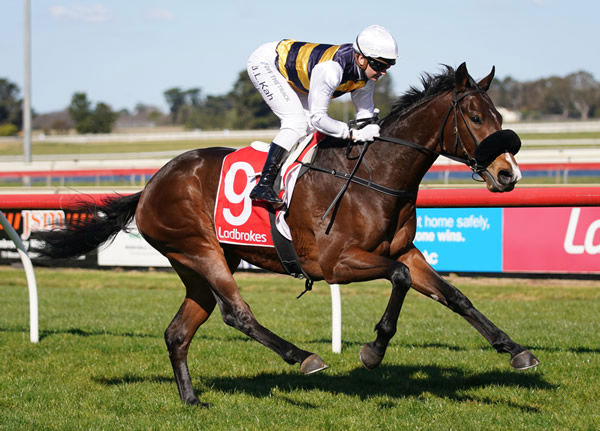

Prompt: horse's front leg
xmin=401 ymin=247 xmax=539 ymax=370
xmin=359 ymin=265 xmax=412 ymax=369
xmin=321 ymin=248 xmax=412 ymax=370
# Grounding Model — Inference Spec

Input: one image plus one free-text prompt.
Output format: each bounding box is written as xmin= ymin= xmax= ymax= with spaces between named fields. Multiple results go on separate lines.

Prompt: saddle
xmin=214 ymin=133 xmax=325 ymax=294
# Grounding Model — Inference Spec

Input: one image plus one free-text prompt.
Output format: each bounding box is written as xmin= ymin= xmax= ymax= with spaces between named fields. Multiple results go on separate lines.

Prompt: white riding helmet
xmin=353 ymin=25 xmax=398 ymax=62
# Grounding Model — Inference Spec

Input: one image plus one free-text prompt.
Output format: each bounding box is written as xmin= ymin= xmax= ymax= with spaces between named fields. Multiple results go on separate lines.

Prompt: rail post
xmin=330 ymin=284 xmax=342 ymax=353
xmin=0 ymin=210 xmax=38 ymax=343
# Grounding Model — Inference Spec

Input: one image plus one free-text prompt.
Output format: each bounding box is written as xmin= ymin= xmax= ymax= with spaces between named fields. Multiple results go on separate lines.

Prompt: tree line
xmin=1 ymin=69 xmax=599 ymax=136
xmin=489 ymin=70 xmax=599 ymax=120
xmin=161 ymin=70 xmax=396 ymax=131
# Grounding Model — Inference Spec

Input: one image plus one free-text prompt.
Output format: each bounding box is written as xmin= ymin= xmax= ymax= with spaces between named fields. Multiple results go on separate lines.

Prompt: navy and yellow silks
xmin=275 ymin=40 xmax=367 ymax=98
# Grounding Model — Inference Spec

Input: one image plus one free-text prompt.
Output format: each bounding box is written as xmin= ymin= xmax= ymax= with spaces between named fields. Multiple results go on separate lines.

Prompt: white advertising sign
xmin=97 ymin=220 xmax=170 ymax=267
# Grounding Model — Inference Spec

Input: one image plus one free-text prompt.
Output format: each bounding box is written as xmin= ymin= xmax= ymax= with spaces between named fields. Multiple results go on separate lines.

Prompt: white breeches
xmin=247 ymin=42 xmax=313 ymax=151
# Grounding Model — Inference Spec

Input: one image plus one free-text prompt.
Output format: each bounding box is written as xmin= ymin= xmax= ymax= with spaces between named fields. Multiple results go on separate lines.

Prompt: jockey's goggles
xmin=354 ymin=37 xmax=396 ymax=72
xmin=367 ymin=57 xmax=395 ymax=72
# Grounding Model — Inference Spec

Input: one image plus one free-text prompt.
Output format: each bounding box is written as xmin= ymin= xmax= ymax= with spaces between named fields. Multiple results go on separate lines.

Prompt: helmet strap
xmin=354 ymin=52 xmax=368 ymax=71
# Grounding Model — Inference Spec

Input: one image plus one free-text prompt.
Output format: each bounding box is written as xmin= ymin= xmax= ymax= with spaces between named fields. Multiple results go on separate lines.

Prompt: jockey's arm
xmin=308 ymin=62 xmax=352 ymax=139
xmin=351 ymin=81 xmax=376 ymax=121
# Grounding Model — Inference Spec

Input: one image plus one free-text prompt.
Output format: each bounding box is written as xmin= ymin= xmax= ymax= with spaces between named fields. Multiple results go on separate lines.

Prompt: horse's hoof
xmin=510 ymin=350 xmax=540 ymax=370
xmin=300 ymin=354 xmax=328 ymax=374
xmin=360 ymin=343 xmax=383 ymax=370
xmin=182 ymin=396 xmax=210 ymax=408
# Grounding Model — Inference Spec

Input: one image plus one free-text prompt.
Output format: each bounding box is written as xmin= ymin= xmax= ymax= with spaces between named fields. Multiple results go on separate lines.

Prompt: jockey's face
xmin=365 ymin=63 xmax=388 ymax=81
xmin=357 ymin=54 xmax=392 ymax=82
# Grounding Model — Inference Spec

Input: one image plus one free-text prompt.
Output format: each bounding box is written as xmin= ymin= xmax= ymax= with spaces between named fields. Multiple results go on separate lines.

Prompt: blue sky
xmin=1 ymin=0 xmax=598 ymax=114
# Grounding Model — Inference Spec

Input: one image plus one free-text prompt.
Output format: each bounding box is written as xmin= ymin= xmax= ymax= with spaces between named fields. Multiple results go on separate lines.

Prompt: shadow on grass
xmin=94 ymin=374 xmax=173 ymax=385
xmin=0 ymin=326 xmax=249 ymax=343
xmin=3 ymin=325 xmax=598 ymax=356
xmin=311 ymin=339 xmax=471 ymax=351
xmin=205 ymin=365 xmax=555 ymax=412
xmin=94 ymin=364 xmax=555 ymax=412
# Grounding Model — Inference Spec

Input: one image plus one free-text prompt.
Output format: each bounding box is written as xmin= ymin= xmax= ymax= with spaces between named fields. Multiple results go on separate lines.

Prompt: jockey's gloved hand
xmin=350 ymin=124 xmax=380 ymax=142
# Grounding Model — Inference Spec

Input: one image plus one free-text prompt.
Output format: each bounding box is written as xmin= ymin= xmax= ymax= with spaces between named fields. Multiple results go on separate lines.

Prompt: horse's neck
xmin=375 ymin=101 xmax=446 ymax=189
xmin=312 ymin=96 xmax=446 ymax=192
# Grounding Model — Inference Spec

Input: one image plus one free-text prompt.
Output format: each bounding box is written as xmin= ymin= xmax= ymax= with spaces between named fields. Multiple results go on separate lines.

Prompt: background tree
xmin=184 ymin=95 xmax=233 ymax=130
xmin=489 ymin=70 xmax=600 ymax=120
xmin=68 ymin=92 xmax=92 ymax=127
xmin=185 ymin=88 xmax=201 ymax=107
xmin=0 ymin=78 xmax=23 ymax=131
xmin=543 ymin=76 xmax=572 ymax=119
xmin=68 ymin=92 xmax=117 ymax=133
xmin=567 ymin=71 xmax=599 ymax=120
xmin=163 ymin=87 xmax=186 ymax=124
xmin=489 ymin=76 xmax=522 ymax=111
xmin=161 ymin=69 xmax=600 ymax=129
xmin=229 ymin=70 xmax=278 ymax=129
xmin=92 ymin=102 xmax=118 ymax=133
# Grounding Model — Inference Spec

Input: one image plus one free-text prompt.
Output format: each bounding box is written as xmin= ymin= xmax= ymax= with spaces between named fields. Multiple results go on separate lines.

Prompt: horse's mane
xmin=383 ymin=65 xmax=457 ymax=123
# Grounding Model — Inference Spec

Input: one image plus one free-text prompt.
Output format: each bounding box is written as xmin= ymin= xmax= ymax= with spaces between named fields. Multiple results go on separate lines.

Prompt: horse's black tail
xmin=34 ymin=192 xmax=142 ymax=259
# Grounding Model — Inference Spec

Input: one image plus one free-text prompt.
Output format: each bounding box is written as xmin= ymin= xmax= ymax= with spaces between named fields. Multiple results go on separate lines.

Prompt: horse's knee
xmin=390 ymin=264 xmax=411 ymax=289
xmin=164 ymin=327 xmax=187 ymax=356
xmin=220 ymin=303 xmax=255 ymax=334
xmin=220 ymin=303 xmax=237 ymax=328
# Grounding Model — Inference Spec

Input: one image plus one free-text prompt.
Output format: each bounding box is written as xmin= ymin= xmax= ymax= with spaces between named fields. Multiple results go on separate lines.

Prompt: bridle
xmin=376 ymin=84 xmax=518 ymax=176
xmin=436 ymin=86 xmax=490 ymax=173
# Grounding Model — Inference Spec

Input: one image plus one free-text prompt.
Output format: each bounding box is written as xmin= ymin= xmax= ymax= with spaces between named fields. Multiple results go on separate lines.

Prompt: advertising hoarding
xmin=2 ymin=204 xmax=599 ymax=274
xmin=414 ymin=208 xmax=503 ymax=272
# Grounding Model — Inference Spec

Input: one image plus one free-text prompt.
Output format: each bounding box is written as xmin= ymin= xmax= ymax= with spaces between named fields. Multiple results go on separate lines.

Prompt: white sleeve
xmin=351 ymin=80 xmax=376 ymax=120
xmin=308 ymin=62 xmax=350 ymax=139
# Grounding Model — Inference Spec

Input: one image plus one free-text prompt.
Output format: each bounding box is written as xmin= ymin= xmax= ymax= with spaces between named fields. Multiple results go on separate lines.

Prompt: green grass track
xmin=1 ymin=267 xmax=599 ymax=430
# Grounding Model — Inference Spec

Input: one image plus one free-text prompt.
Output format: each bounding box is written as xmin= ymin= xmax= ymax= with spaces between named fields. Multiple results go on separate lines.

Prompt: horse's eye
xmin=470 ymin=115 xmax=482 ymax=124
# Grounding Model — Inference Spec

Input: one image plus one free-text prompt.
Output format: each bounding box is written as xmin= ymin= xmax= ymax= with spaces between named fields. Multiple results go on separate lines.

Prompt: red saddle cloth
xmin=213 ymin=134 xmax=322 ymax=247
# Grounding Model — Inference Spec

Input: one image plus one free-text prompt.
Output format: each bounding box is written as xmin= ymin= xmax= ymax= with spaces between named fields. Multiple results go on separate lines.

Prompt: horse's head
xmin=441 ymin=62 xmax=522 ymax=192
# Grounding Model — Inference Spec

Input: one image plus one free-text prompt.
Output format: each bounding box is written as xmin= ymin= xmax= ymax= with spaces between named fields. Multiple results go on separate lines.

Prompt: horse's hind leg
xmin=402 ymin=247 xmax=539 ymax=370
xmin=176 ymin=246 xmax=327 ymax=374
xmin=208 ymin=264 xmax=326 ymax=373
xmin=165 ymin=260 xmax=217 ymax=406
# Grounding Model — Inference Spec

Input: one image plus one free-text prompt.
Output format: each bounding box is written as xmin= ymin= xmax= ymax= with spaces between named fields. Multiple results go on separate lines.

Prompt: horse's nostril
xmin=498 ymin=170 xmax=514 ymax=185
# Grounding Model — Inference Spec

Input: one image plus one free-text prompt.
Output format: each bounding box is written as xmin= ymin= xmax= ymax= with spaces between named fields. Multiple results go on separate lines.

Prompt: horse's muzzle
xmin=474 ymin=129 xmax=521 ymax=168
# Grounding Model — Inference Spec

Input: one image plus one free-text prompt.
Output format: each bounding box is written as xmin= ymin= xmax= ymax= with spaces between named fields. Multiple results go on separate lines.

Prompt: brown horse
xmin=38 ymin=63 xmax=538 ymax=406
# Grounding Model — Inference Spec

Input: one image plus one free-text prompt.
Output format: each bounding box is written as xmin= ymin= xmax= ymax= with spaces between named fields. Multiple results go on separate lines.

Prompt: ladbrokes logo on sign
xmin=563 ymin=208 xmax=600 ymax=255
xmin=503 ymin=207 xmax=600 ymax=273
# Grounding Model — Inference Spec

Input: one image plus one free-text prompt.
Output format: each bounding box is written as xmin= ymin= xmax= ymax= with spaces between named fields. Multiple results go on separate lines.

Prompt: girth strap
xmin=268 ymin=210 xmax=314 ymax=298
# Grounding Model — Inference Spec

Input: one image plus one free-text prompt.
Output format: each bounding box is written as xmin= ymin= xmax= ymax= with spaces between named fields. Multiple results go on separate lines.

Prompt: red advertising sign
xmin=503 ymin=207 xmax=600 ymax=273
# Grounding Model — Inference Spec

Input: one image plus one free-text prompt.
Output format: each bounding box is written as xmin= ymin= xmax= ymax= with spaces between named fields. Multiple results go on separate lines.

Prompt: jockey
xmin=247 ymin=24 xmax=398 ymax=208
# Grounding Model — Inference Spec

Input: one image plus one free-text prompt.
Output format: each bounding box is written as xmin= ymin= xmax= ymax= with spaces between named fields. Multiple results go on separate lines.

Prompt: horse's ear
xmin=478 ymin=66 xmax=495 ymax=91
xmin=455 ymin=62 xmax=469 ymax=91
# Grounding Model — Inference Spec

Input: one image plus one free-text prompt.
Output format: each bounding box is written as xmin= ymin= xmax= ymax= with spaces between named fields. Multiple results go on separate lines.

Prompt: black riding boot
xmin=249 ymin=143 xmax=287 ymax=207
